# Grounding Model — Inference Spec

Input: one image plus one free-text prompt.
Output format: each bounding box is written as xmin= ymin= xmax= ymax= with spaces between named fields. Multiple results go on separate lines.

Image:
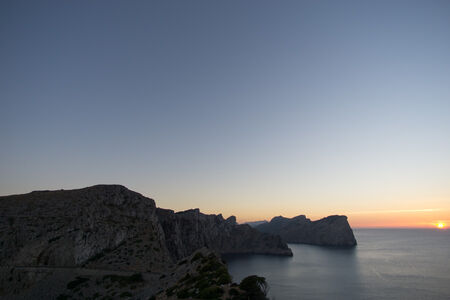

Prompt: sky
xmin=1 ymin=0 xmax=449 ymax=228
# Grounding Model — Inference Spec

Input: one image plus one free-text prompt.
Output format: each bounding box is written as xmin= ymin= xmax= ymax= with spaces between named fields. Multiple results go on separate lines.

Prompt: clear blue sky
xmin=1 ymin=0 xmax=449 ymax=225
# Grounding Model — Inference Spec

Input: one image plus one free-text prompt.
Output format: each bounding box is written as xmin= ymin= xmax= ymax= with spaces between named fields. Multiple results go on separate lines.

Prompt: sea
xmin=224 ymin=229 xmax=450 ymax=300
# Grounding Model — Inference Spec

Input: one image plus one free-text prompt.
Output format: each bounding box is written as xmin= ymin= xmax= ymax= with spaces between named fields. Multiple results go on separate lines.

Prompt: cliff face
xmin=0 ymin=185 xmax=172 ymax=272
xmin=256 ymin=215 xmax=357 ymax=247
xmin=156 ymin=208 xmax=292 ymax=260
xmin=0 ymin=185 xmax=291 ymax=298
xmin=0 ymin=185 xmax=292 ymax=269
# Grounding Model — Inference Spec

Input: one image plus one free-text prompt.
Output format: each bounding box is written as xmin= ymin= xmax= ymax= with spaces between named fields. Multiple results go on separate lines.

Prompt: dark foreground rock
xmin=256 ymin=215 xmax=357 ymax=247
xmin=154 ymin=248 xmax=269 ymax=300
xmin=0 ymin=248 xmax=269 ymax=300
xmin=0 ymin=185 xmax=289 ymax=299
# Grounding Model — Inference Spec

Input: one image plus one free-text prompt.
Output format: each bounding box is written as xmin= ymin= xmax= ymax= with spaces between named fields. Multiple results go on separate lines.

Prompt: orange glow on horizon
xmin=235 ymin=208 xmax=449 ymax=229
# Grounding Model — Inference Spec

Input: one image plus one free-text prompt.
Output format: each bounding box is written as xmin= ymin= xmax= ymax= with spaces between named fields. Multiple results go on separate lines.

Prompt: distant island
xmin=244 ymin=221 xmax=269 ymax=228
xmin=0 ymin=185 xmax=356 ymax=299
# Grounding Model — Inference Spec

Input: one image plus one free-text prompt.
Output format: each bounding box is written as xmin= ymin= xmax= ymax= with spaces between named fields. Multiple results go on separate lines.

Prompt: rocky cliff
xmin=256 ymin=215 xmax=357 ymax=247
xmin=0 ymin=185 xmax=290 ymax=299
xmin=157 ymin=208 xmax=292 ymax=260
xmin=0 ymin=185 xmax=172 ymax=272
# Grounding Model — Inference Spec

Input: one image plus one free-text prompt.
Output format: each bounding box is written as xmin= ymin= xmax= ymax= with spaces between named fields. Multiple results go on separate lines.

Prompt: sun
xmin=437 ymin=223 xmax=445 ymax=229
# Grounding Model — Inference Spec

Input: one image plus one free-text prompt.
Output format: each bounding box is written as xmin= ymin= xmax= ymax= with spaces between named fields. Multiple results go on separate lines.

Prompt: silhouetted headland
xmin=256 ymin=215 xmax=357 ymax=247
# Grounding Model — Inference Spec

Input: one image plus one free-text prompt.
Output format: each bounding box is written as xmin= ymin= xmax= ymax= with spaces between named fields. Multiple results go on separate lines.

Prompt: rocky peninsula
xmin=256 ymin=215 xmax=357 ymax=247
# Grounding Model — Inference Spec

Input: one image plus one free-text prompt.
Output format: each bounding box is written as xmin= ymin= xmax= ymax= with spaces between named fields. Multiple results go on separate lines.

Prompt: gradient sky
xmin=1 ymin=0 xmax=449 ymax=228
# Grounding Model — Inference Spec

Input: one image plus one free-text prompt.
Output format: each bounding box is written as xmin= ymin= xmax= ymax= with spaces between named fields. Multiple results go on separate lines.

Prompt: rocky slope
xmin=1 ymin=248 xmax=269 ymax=300
xmin=0 ymin=185 xmax=290 ymax=299
xmin=154 ymin=248 xmax=269 ymax=300
xmin=256 ymin=215 xmax=357 ymax=247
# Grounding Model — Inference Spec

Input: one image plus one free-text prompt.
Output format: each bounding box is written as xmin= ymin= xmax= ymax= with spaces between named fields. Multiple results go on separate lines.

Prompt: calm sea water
xmin=224 ymin=229 xmax=450 ymax=300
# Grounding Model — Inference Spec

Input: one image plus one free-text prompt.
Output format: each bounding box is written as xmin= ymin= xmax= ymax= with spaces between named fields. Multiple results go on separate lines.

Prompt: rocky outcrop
xmin=157 ymin=208 xmax=292 ymax=260
xmin=155 ymin=248 xmax=269 ymax=300
xmin=256 ymin=215 xmax=357 ymax=247
xmin=0 ymin=185 xmax=172 ymax=272
xmin=0 ymin=185 xmax=291 ymax=298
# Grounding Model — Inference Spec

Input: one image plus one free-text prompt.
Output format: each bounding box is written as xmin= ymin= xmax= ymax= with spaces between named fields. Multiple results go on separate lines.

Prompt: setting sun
xmin=437 ymin=223 xmax=445 ymax=229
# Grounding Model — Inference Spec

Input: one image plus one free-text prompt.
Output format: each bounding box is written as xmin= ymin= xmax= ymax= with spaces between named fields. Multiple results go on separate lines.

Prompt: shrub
xmin=199 ymin=259 xmax=223 ymax=273
xmin=239 ymin=275 xmax=269 ymax=300
xmin=191 ymin=251 xmax=204 ymax=262
xmin=217 ymin=272 xmax=232 ymax=285
xmin=198 ymin=285 xmax=224 ymax=299
xmin=229 ymin=287 xmax=240 ymax=296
